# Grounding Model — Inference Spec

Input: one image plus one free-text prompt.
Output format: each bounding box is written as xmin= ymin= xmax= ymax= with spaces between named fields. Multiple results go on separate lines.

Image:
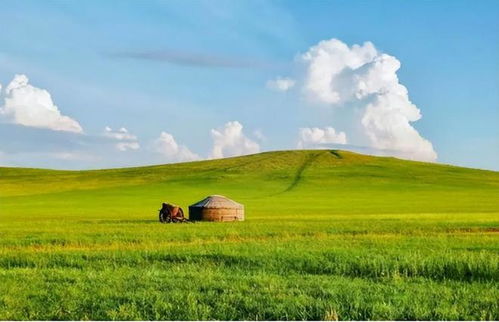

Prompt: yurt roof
xmin=190 ymin=195 xmax=243 ymax=209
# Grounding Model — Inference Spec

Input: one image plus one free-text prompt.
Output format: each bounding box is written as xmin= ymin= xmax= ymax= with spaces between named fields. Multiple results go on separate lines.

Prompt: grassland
xmin=0 ymin=150 xmax=498 ymax=320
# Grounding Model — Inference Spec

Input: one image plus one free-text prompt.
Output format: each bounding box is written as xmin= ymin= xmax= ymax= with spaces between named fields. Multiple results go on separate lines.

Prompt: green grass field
xmin=1 ymin=150 xmax=498 ymax=320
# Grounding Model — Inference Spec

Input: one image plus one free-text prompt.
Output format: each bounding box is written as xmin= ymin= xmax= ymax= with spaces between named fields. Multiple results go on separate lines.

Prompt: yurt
xmin=189 ymin=195 xmax=244 ymax=222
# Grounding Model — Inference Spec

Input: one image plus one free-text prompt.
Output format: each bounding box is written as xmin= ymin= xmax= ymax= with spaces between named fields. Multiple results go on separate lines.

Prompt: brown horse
xmin=158 ymin=203 xmax=188 ymax=223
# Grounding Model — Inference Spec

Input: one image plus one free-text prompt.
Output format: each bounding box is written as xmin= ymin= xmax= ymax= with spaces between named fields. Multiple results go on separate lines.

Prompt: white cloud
xmin=266 ymin=77 xmax=296 ymax=92
xmin=300 ymin=39 xmax=437 ymax=162
xmin=104 ymin=126 xmax=136 ymax=140
xmin=154 ymin=131 xmax=199 ymax=162
xmin=103 ymin=126 xmax=140 ymax=151
xmin=210 ymin=121 xmax=260 ymax=159
xmin=297 ymin=127 xmax=347 ymax=149
xmin=0 ymin=74 xmax=83 ymax=133
xmin=115 ymin=141 xmax=140 ymax=152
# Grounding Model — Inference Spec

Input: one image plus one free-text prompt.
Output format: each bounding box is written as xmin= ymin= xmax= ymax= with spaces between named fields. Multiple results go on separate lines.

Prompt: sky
xmin=0 ymin=0 xmax=498 ymax=170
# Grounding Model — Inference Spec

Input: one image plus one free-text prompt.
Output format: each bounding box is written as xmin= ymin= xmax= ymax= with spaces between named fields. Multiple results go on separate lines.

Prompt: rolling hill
xmin=0 ymin=150 xmax=498 ymax=320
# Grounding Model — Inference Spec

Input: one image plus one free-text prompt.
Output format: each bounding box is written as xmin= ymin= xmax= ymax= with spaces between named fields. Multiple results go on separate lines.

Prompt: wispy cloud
xmin=103 ymin=126 xmax=140 ymax=152
xmin=266 ymin=76 xmax=295 ymax=92
xmin=107 ymin=49 xmax=277 ymax=69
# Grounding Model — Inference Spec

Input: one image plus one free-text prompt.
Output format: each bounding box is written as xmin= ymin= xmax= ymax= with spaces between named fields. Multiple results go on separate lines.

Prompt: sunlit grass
xmin=0 ymin=150 xmax=498 ymax=320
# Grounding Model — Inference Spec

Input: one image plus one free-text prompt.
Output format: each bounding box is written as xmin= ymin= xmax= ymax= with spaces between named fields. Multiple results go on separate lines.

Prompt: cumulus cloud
xmin=153 ymin=131 xmax=199 ymax=162
xmin=297 ymin=127 xmax=347 ymax=149
xmin=266 ymin=77 xmax=296 ymax=92
xmin=210 ymin=121 xmax=260 ymax=159
xmin=0 ymin=74 xmax=83 ymax=133
xmin=300 ymin=39 xmax=437 ymax=162
xmin=103 ymin=126 xmax=140 ymax=151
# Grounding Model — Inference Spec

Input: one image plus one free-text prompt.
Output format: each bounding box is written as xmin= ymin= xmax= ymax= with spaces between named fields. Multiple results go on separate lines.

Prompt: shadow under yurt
xmin=189 ymin=195 xmax=244 ymax=222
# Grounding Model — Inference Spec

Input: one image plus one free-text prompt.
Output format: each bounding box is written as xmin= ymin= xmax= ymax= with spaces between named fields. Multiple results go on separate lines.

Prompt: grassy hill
xmin=1 ymin=150 xmax=498 ymax=320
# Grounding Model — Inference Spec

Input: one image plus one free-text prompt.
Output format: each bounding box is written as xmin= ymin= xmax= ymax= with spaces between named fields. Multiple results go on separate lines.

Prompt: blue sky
xmin=0 ymin=0 xmax=497 ymax=170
